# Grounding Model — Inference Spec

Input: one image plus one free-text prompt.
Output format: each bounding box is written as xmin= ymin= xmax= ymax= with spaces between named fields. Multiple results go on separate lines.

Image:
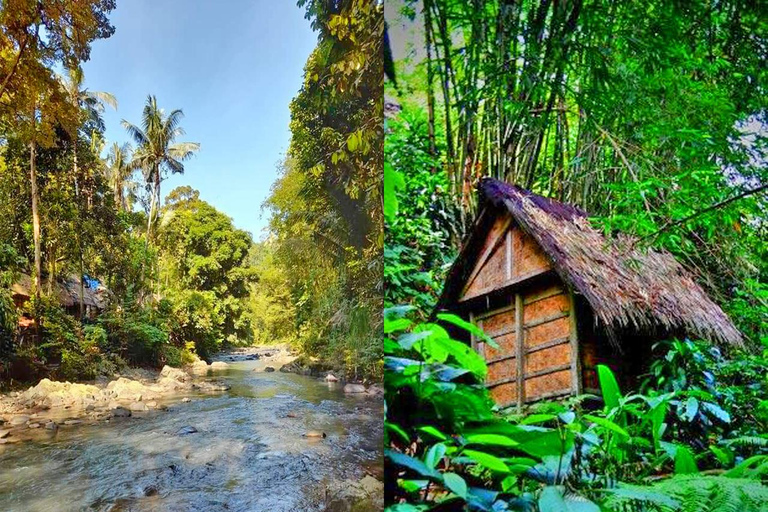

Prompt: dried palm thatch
xmin=439 ymin=178 xmax=742 ymax=347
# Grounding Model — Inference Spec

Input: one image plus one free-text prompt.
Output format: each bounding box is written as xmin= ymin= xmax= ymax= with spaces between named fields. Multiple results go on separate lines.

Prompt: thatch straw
xmin=439 ymin=178 xmax=742 ymax=347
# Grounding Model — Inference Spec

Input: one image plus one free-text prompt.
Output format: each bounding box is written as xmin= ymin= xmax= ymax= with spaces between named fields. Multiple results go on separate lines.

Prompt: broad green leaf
xmin=597 ymin=364 xmax=622 ymax=410
xmin=442 ymin=472 xmax=468 ymax=499
xmin=436 ymin=313 xmax=499 ymax=348
xmin=385 ymin=317 xmax=412 ymax=334
xmin=464 ymin=434 xmax=519 ymax=447
xmin=385 ymin=422 xmax=410 ymax=443
xmin=539 ymin=486 xmax=600 ymax=512
xmin=702 ymin=401 xmax=731 ymax=423
xmin=463 ymin=449 xmax=511 ymax=473
xmin=417 ymin=425 xmax=448 ymax=441
xmin=385 ymin=449 xmax=438 ymax=478
xmin=424 ymin=443 xmax=446 ymax=469
xmin=584 ymin=414 xmax=630 ymax=438
xmin=673 ymin=445 xmax=698 ymax=474
xmin=682 ymin=396 xmax=699 ymax=422
xmin=520 ymin=413 xmax=558 ymax=425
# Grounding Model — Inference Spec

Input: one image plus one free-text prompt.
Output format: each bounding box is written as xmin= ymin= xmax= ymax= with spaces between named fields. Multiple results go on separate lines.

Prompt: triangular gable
xmin=460 ymin=211 xmax=553 ymax=302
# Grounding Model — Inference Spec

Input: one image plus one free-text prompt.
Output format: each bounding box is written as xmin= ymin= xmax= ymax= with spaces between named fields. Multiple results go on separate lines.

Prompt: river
xmin=0 ymin=355 xmax=383 ymax=511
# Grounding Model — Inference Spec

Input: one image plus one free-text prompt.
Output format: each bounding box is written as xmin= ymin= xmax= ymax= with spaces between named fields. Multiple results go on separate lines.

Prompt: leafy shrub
xmin=384 ymin=306 xmax=768 ymax=512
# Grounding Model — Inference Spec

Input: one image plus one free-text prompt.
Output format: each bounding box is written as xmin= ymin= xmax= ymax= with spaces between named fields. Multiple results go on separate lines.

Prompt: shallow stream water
xmin=0 ymin=357 xmax=383 ymax=511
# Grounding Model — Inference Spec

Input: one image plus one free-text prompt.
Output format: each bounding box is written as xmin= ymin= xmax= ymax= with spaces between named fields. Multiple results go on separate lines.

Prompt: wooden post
xmin=469 ymin=311 xmax=477 ymax=351
xmin=505 ymin=230 xmax=512 ymax=280
xmin=568 ymin=290 xmax=582 ymax=395
xmin=515 ymin=292 xmax=524 ymax=408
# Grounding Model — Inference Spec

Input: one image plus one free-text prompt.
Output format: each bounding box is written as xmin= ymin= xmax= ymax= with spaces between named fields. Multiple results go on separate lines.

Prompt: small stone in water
xmin=112 ymin=407 xmax=132 ymax=418
xmin=0 ymin=429 xmax=10 ymax=438
xmin=28 ymin=423 xmax=41 ymax=429
xmin=45 ymin=421 xmax=58 ymax=431
xmin=64 ymin=419 xmax=82 ymax=425
xmin=176 ymin=426 xmax=198 ymax=436
xmin=304 ymin=431 xmax=326 ymax=438
xmin=264 ymin=366 xmax=275 ymax=373
xmin=143 ymin=485 xmax=159 ymax=496
xmin=181 ymin=398 xmax=192 ymax=403
xmin=9 ymin=415 xmax=29 ymax=426
xmin=324 ymin=373 xmax=339 ymax=382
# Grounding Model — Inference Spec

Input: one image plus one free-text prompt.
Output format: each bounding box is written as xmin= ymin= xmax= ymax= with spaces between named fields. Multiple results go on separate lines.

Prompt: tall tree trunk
xmin=30 ymin=138 xmax=41 ymax=302
xmin=73 ymin=146 xmax=85 ymax=321
xmin=423 ymin=0 xmax=437 ymax=164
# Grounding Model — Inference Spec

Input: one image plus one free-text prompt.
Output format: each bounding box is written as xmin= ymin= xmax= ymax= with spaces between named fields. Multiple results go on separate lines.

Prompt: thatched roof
xmin=12 ymin=274 xmax=109 ymax=310
xmin=438 ymin=178 xmax=742 ymax=347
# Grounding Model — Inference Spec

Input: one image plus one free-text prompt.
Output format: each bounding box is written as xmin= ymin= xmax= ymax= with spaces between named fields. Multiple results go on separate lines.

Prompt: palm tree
xmin=61 ymin=67 xmax=117 ymax=319
xmin=122 ymin=95 xmax=200 ymax=242
xmin=105 ymin=142 xmax=135 ymax=211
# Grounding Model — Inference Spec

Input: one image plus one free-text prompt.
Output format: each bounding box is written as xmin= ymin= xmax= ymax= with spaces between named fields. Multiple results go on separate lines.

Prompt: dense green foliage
xmin=384 ymin=311 xmax=768 ymax=511
xmin=386 ymin=0 xmax=768 ymax=339
xmin=247 ymin=0 xmax=384 ymax=379
xmin=385 ymin=1 xmax=768 ymax=510
xmin=0 ymin=2 xmax=256 ymax=383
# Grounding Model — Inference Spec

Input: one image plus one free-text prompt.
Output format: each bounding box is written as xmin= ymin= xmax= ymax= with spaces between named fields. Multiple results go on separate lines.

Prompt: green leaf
xmin=384 ymin=162 xmax=405 ymax=221
xmin=384 ymin=317 xmax=412 ymax=334
xmin=674 ymin=445 xmax=698 ymax=474
xmin=702 ymin=401 xmax=731 ymax=424
xmin=682 ymin=396 xmax=699 ymax=422
xmin=436 ymin=313 xmax=499 ymax=348
xmin=464 ymin=434 xmax=519 ymax=447
xmin=463 ymin=449 xmax=511 ymax=473
xmin=539 ymin=486 xmax=600 ymax=512
xmin=424 ymin=443 xmax=446 ymax=469
xmin=442 ymin=472 xmax=468 ymax=499
xmin=385 ymin=449 xmax=438 ymax=478
xmin=385 ymin=422 xmax=410 ymax=443
xmin=584 ymin=414 xmax=630 ymax=438
xmin=417 ymin=425 xmax=448 ymax=441
xmin=597 ymin=364 xmax=622 ymax=410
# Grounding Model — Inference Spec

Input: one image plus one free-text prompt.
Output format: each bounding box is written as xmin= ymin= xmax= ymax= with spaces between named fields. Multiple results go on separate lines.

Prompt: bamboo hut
xmin=11 ymin=274 xmax=109 ymax=320
xmin=436 ymin=178 xmax=742 ymax=407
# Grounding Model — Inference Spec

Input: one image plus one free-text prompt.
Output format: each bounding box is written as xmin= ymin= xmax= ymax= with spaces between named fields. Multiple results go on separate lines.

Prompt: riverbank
xmin=0 ymin=345 xmax=381 ymax=445
xmin=0 ymin=349 xmax=383 ymax=511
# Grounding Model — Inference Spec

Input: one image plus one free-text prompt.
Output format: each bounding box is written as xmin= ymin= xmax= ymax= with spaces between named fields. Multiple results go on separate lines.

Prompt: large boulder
xmin=20 ymin=379 xmax=102 ymax=409
xmin=159 ymin=365 xmax=189 ymax=383
xmin=105 ymin=377 xmax=153 ymax=402
xmin=210 ymin=361 xmax=229 ymax=371
xmin=189 ymin=360 xmax=209 ymax=375
xmin=343 ymin=384 xmax=367 ymax=394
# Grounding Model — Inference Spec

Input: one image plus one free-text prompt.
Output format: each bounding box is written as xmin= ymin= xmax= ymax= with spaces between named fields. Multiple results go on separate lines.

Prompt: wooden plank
xmin=487 ymin=352 xmax=517 ymax=365
xmin=524 ymin=388 xmax=572 ymax=403
xmin=469 ymin=311 xmax=477 ymax=351
xmin=523 ymin=293 xmax=569 ymax=324
xmin=524 ymin=283 xmax=565 ymax=305
xmin=526 ymin=345 xmax=571 ymax=375
xmin=522 ymin=363 xmax=571 ymax=380
xmin=477 ymin=308 xmax=515 ymax=338
xmin=475 ymin=303 xmax=515 ymax=321
xmin=525 ymin=336 xmax=569 ymax=355
xmin=524 ymin=369 xmax=571 ymax=400
xmin=515 ymin=292 xmax=524 ymax=408
xmin=569 ymin=291 xmax=582 ymax=395
xmin=458 ymin=268 xmax=552 ymax=303
xmin=461 ymin=216 xmax=512 ymax=297
xmin=524 ymin=311 xmax=569 ymax=329
xmin=505 ymin=230 xmax=512 ymax=280
xmin=525 ymin=316 xmax=570 ymax=349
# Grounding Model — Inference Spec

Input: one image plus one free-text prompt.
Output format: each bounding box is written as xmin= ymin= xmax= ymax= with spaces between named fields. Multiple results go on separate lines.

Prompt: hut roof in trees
xmin=437 ymin=178 xmax=742 ymax=347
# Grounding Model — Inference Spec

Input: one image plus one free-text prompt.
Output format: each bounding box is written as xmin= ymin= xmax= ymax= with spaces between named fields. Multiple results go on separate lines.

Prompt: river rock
xmin=325 ymin=373 xmax=339 ymax=382
xmin=0 ymin=429 xmax=10 ymax=438
xmin=129 ymin=402 xmax=148 ymax=412
xmin=210 ymin=361 xmax=229 ymax=371
xmin=181 ymin=398 xmax=192 ymax=403
xmin=45 ymin=421 xmax=58 ymax=431
xmin=264 ymin=366 xmax=275 ymax=373
xmin=304 ymin=431 xmax=326 ymax=438
xmin=64 ymin=419 xmax=82 ymax=425
xmin=160 ymin=365 xmax=189 ymax=383
xmin=111 ymin=407 xmax=132 ymax=418
xmin=366 ymin=385 xmax=384 ymax=395
xmin=175 ymin=426 xmax=198 ymax=436
xmin=343 ymin=384 xmax=366 ymax=394
xmin=146 ymin=401 xmax=158 ymax=408
xmin=143 ymin=485 xmax=159 ymax=497
xmin=9 ymin=415 xmax=29 ymax=426
xmin=106 ymin=377 xmax=149 ymax=402
xmin=28 ymin=423 xmax=40 ymax=429
xmin=19 ymin=379 xmax=102 ymax=409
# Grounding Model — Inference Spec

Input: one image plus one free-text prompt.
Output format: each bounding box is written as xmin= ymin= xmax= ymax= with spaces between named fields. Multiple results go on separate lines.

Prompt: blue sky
xmin=82 ymin=1 xmax=317 ymax=239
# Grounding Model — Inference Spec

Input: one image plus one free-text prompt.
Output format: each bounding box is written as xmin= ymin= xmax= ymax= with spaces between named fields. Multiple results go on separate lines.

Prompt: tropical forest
xmin=384 ymin=1 xmax=768 ymax=511
xmin=0 ymin=1 xmax=384 ymax=510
